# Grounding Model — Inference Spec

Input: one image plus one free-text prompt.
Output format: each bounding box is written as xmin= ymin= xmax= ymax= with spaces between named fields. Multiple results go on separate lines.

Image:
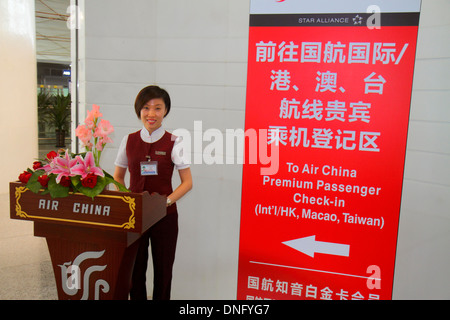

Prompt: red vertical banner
xmin=238 ymin=1 xmax=421 ymax=300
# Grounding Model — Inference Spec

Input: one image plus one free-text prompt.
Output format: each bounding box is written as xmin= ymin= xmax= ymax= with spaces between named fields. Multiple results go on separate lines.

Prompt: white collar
xmin=140 ymin=126 xmax=165 ymax=143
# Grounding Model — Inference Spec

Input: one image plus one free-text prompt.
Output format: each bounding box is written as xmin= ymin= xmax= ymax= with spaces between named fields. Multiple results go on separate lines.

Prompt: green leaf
xmin=26 ymin=170 xmax=45 ymax=193
xmin=104 ymin=170 xmax=130 ymax=192
xmin=73 ymin=176 xmax=108 ymax=199
xmin=47 ymin=175 xmax=70 ymax=198
xmin=70 ymin=175 xmax=82 ymax=192
xmin=69 ymin=171 xmax=129 ymax=199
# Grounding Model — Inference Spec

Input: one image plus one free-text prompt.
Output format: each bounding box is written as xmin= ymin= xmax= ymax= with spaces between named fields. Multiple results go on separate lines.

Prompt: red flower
xmin=38 ymin=175 xmax=49 ymax=188
xmin=46 ymin=151 xmax=58 ymax=160
xmin=18 ymin=171 xmax=32 ymax=184
xmin=33 ymin=161 xmax=43 ymax=170
xmin=81 ymin=173 xmax=98 ymax=188
xmin=59 ymin=176 xmax=71 ymax=188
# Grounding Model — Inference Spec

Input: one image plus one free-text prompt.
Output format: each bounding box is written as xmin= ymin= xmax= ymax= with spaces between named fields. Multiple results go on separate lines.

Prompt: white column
xmin=0 ymin=0 xmax=38 ymax=193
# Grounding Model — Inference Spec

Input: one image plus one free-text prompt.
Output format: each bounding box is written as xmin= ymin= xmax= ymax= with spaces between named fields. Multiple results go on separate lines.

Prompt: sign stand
xmin=238 ymin=0 xmax=421 ymax=300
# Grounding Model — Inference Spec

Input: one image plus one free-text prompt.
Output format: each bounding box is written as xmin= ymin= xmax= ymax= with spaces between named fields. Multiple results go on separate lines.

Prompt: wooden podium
xmin=9 ymin=181 xmax=166 ymax=300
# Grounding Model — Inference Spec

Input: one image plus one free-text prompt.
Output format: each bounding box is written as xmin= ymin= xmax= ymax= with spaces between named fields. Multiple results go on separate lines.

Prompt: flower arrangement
xmin=75 ymin=104 xmax=114 ymax=167
xmin=17 ymin=105 xmax=128 ymax=199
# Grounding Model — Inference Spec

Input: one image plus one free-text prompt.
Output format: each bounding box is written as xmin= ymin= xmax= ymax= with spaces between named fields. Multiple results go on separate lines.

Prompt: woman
xmin=114 ymin=85 xmax=192 ymax=300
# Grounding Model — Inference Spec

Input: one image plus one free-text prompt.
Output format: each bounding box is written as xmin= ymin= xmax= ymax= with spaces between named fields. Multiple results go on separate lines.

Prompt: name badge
xmin=140 ymin=161 xmax=158 ymax=176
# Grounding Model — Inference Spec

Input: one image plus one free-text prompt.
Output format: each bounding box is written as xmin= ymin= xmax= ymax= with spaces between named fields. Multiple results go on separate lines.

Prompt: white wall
xmin=0 ymin=0 xmax=38 ymax=193
xmin=78 ymin=0 xmax=248 ymax=299
xmin=393 ymin=0 xmax=450 ymax=299
xmin=78 ymin=0 xmax=450 ymax=299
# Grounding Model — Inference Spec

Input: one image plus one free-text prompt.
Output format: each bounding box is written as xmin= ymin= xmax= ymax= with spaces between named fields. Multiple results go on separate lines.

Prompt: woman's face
xmin=140 ymin=98 xmax=167 ymax=134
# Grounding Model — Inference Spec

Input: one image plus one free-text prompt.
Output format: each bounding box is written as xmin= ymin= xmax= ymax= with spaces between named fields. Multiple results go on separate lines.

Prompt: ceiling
xmin=35 ymin=0 xmax=71 ymax=64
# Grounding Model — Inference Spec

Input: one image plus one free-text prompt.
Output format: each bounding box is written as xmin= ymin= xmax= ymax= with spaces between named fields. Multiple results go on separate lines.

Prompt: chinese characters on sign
xmin=257 ymin=40 xmax=408 ymax=65
xmin=238 ymin=2 xmax=420 ymax=301
xmin=246 ymin=274 xmax=380 ymax=300
xmin=261 ymin=39 xmax=409 ymax=153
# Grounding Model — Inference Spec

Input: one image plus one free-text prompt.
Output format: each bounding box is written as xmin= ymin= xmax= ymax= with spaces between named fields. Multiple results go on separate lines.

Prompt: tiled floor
xmin=0 ymin=193 xmax=57 ymax=300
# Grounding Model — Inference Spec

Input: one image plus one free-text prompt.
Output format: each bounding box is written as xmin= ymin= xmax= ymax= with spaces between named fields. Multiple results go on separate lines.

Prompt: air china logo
xmin=59 ymin=250 xmax=110 ymax=300
xmin=276 ymin=0 xmax=286 ymax=2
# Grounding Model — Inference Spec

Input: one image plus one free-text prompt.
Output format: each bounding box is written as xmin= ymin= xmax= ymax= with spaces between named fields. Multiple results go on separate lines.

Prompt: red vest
xmin=126 ymin=130 xmax=177 ymax=214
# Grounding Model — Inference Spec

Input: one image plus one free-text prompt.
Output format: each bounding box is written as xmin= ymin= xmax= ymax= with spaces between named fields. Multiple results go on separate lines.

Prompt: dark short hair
xmin=134 ymin=85 xmax=171 ymax=118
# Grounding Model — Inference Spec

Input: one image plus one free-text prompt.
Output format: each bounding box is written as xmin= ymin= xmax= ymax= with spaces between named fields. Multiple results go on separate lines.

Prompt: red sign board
xmin=238 ymin=1 xmax=421 ymax=300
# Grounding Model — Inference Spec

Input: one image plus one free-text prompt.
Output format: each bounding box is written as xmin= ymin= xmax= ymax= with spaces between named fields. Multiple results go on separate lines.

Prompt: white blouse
xmin=114 ymin=126 xmax=190 ymax=171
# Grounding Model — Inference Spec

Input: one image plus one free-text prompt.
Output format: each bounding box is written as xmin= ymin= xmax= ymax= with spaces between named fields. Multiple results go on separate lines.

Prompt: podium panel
xmin=9 ymin=182 xmax=166 ymax=300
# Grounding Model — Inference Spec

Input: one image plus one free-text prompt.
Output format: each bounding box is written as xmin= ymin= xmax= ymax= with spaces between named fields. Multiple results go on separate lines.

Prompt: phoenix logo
xmin=59 ymin=250 xmax=110 ymax=300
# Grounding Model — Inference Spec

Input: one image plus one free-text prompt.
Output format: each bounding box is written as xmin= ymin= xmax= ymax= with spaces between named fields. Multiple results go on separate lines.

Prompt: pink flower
xmin=74 ymin=104 xmax=112 ymax=166
xmin=95 ymin=136 xmax=113 ymax=151
xmin=85 ymin=118 xmax=95 ymax=130
xmin=75 ymin=124 xmax=92 ymax=146
xmin=71 ymin=152 xmax=105 ymax=179
xmin=50 ymin=151 xmax=78 ymax=184
xmin=94 ymin=119 xmax=114 ymax=138
xmin=86 ymin=104 xmax=103 ymax=123
xmin=42 ymin=156 xmax=58 ymax=173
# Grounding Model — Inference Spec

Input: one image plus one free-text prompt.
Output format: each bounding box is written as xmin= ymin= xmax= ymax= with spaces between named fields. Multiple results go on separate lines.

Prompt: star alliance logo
xmin=353 ymin=15 xmax=363 ymax=25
